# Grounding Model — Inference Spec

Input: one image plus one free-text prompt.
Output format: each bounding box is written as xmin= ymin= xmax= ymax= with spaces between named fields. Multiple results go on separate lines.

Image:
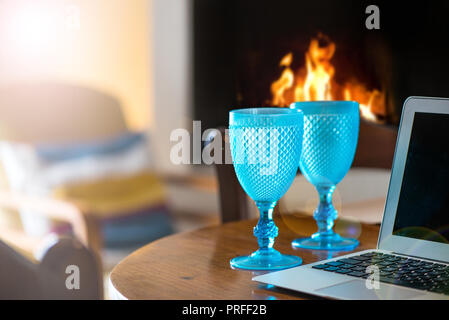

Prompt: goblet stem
xmin=254 ymin=201 xmax=278 ymax=251
xmin=231 ymin=201 xmax=302 ymax=270
xmin=230 ymin=199 xmax=302 ymax=270
xmin=313 ymin=185 xmax=338 ymax=238
xmin=292 ymin=184 xmax=359 ymax=250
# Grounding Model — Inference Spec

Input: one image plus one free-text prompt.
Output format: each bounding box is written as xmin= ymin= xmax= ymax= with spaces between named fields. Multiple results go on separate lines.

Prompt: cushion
xmin=52 ymin=172 xmax=173 ymax=247
xmin=0 ymin=132 xmax=173 ymax=247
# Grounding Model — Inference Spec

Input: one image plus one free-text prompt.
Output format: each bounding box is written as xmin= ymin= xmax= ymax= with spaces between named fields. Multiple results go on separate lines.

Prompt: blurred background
xmin=2 ymin=0 xmax=449 ymax=298
xmin=0 ymin=0 xmax=221 ymax=298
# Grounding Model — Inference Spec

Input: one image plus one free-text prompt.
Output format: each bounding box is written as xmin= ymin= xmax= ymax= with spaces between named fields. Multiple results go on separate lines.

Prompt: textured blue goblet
xmin=229 ymin=108 xmax=304 ymax=270
xmin=290 ymin=101 xmax=360 ymax=251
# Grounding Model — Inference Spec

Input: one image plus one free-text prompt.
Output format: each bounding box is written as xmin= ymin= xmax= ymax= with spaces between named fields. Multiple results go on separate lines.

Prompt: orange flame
xmin=271 ymin=53 xmax=294 ymax=106
xmin=270 ymin=34 xmax=386 ymax=122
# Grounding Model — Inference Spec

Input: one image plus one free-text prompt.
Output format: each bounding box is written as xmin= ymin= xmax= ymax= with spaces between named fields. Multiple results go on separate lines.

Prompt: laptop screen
xmin=393 ymin=112 xmax=449 ymax=244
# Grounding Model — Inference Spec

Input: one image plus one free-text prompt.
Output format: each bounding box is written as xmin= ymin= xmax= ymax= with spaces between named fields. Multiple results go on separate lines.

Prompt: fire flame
xmin=270 ymin=34 xmax=386 ymax=122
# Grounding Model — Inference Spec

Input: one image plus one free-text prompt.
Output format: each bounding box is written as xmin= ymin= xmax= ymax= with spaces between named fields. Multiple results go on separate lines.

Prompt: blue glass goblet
xmin=229 ymin=108 xmax=304 ymax=270
xmin=290 ymin=101 xmax=360 ymax=251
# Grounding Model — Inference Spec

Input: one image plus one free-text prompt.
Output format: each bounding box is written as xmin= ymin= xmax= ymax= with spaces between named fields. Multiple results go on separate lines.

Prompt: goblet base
xmin=292 ymin=233 xmax=359 ymax=251
xmin=230 ymin=249 xmax=302 ymax=271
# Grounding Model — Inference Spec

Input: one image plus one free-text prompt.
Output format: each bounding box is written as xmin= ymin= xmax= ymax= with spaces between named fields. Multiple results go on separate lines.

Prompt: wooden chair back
xmin=206 ymin=128 xmax=249 ymax=224
xmin=352 ymin=121 xmax=397 ymax=169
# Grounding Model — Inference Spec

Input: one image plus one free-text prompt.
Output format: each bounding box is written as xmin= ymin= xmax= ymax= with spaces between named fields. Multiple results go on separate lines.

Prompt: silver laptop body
xmin=253 ymin=97 xmax=449 ymax=300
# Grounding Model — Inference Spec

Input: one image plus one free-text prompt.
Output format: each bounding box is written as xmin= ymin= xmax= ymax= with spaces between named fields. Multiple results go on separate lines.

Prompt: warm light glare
xmin=0 ymin=0 xmax=152 ymax=131
xmin=5 ymin=4 xmax=59 ymax=57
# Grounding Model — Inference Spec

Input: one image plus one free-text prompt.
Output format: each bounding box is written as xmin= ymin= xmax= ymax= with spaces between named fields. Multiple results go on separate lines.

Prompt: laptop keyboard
xmin=312 ymin=252 xmax=449 ymax=296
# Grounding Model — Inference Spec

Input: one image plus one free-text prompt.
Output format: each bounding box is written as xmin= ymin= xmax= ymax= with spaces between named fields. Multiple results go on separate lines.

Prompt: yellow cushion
xmin=52 ymin=172 xmax=166 ymax=219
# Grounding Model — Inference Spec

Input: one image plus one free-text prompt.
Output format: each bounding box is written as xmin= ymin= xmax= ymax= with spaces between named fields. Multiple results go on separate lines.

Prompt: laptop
xmin=253 ymin=97 xmax=449 ymax=300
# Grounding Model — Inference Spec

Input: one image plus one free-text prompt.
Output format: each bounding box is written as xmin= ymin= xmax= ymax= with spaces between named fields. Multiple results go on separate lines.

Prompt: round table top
xmin=109 ymin=214 xmax=379 ymax=300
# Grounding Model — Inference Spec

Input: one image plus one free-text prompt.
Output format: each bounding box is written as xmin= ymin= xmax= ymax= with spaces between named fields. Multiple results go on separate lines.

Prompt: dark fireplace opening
xmin=193 ymin=0 xmax=449 ymax=130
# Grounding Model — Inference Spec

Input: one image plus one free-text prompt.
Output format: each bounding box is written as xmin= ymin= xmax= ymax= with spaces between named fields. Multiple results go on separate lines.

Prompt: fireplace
xmin=193 ymin=0 xmax=449 ymax=129
xmin=269 ymin=33 xmax=387 ymax=122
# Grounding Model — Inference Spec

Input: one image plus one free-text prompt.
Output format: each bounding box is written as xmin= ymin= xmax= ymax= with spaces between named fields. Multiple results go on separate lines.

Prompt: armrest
xmin=0 ymin=191 xmax=101 ymax=254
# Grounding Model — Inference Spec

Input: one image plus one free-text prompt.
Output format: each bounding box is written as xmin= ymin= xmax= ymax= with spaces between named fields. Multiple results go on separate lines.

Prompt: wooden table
xmin=109 ymin=214 xmax=379 ymax=299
